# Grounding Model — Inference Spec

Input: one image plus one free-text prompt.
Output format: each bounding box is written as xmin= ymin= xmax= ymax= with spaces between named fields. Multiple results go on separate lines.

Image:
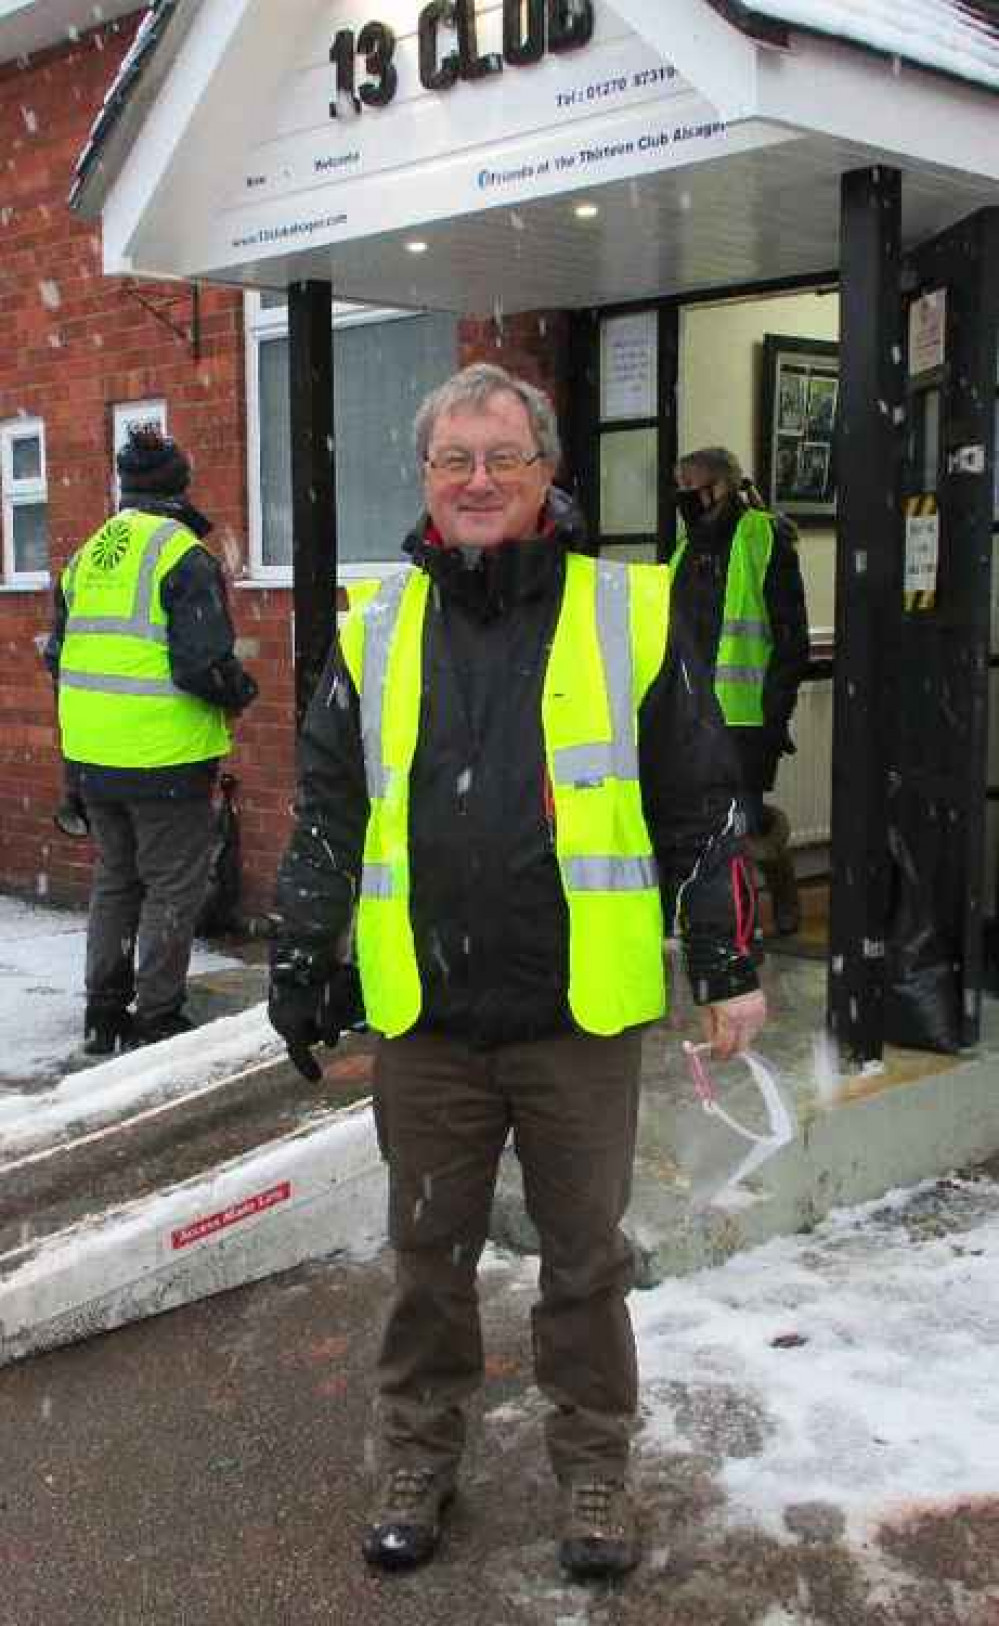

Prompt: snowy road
xmin=1 ymin=898 xmax=998 ymax=1621
xmin=2 ymin=1172 xmax=998 ymax=1621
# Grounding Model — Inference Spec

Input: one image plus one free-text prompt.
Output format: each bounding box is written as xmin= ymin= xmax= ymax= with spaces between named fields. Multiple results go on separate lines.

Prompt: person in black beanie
xmin=45 ymin=423 xmax=259 ymax=1053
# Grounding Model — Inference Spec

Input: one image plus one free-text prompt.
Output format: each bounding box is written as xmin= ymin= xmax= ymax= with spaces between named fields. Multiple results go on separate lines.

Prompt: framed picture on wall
xmin=760 ymin=334 xmax=839 ymax=523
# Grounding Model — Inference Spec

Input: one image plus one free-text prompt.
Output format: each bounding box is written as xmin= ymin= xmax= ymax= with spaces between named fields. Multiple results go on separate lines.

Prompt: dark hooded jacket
xmin=271 ymin=492 xmax=758 ymax=1049
xmin=667 ymin=498 xmax=809 ymax=792
xmin=45 ymin=495 xmax=258 ymax=801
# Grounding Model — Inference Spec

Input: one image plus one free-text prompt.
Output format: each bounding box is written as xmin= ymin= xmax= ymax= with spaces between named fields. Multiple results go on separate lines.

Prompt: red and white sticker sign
xmin=171 ymin=1182 xmax=292 ymax=1251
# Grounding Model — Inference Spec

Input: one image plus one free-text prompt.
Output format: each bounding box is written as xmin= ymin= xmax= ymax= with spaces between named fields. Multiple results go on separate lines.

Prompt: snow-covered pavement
xmin=3 ymin=1177 xmax=998 ymax=1624
xmin=631 ymin=1175 xmax=999 ymax=1546
xmin=0 ymin=895 xmax=251 ymax=1089
xmin=2 ymin=899 xmax=999 ymax=1621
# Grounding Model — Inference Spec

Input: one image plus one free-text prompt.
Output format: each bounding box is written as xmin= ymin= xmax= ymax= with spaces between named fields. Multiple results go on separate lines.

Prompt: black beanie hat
xmin=117 ymin=423 xmax=191 ymax=496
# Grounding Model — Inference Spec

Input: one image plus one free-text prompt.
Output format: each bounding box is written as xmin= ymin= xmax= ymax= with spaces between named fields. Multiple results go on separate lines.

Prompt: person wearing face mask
xmin=268 ymin=366 xmax=766 ymax=1581
xmin=670 ymin=448 xmax=809 ymax=935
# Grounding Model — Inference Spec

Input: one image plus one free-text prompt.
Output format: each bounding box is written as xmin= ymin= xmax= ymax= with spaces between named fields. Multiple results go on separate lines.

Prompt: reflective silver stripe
xmin=716 ymin=665 xmax=767 ymax=685
xmin=361 ymin=863 xmax=394 ymax=899
xmin=721 ymin=618 xmax=769 ymax=639
xmin=551 ymin=562 xmax=639 ymax=788
xmin=359 ymin=572 xmax=411 ymax=803
xmin=132 ymin=519 xmax=182 ymax=624
xmin=65 ymin=520 xmax=183 ymax=641
xmin=63 ymin=618 xmax=168 ymax=644
xmin=58 ymin=670 xmax=184 ymax=698
xmin=551 ymin=743 xmax=616 ymax=784
xmin=563 ymin=855 xmax=658 ymax=892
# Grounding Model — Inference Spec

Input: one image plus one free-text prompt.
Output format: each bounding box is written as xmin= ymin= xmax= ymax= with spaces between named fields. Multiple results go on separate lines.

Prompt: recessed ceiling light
xmin=405 ymin=239 xmax=429 ymax=254
xmin=574 ymin=203 xmax=599 ymax=220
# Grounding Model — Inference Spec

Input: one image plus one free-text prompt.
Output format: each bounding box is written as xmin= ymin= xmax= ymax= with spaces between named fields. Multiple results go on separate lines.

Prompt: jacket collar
xmin=118 ymin=494 xmax=213 ymax=540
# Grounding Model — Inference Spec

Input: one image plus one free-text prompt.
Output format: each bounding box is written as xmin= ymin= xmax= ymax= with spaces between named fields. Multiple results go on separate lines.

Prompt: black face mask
xmin=676 ymin=488 xmax=710 ymax=532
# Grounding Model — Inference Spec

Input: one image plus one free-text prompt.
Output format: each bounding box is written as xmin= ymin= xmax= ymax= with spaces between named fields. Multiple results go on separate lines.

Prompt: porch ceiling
xmin=206 ymin=133 xmax=999 ymax=313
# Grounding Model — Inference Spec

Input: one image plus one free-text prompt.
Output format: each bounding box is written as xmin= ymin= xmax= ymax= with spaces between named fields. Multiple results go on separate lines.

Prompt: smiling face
xmin=423 ymin=390 xmax=554 ymax=549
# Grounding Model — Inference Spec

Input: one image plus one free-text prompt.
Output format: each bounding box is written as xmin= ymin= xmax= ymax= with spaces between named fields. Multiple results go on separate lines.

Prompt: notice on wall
xmin=600 ymin=311 xmax=658 ymax=421
xmin=908 ymin=289 xmax=947 ymax=378
xmin=904 ymin=509 xmax=940 ymax=597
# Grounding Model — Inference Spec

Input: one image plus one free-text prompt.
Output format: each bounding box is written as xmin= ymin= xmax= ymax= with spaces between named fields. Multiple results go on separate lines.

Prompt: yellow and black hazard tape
xmin=904 ymin=493 xmax=938 ymax=613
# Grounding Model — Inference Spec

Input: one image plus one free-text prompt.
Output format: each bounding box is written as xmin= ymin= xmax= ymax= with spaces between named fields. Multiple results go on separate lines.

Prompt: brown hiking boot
xmin=361 ymin=1465 xmax=456 ymax=1572
xmin=559 ymin=1478 xmax=640 ymax=1580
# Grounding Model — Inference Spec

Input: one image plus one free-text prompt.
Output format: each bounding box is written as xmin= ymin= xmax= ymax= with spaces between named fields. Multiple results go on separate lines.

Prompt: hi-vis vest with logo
xmin=671 ymin=508 xmax=775 ymax=727
xmin=58 ymin=511 xmax=231 ymax=768
xmin=339 ymin=553 xmax=671 ymax=1038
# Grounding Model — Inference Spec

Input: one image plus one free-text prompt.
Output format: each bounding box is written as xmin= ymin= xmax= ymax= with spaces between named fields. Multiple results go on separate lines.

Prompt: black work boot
xmin=361 ymin=1465 xmax=456 ymax=1572
xmin=132 ymin=1010 xmax=195 ymax=1046
xmin=83 ymin=1005 xmax=134 ymax=1057
xmin=559 ymin=1478 xmax=640 ymax=1581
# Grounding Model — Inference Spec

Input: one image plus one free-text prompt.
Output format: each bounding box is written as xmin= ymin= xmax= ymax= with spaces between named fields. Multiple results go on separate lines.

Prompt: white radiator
xmin=773 ymin=679 xmax=834 ymax=847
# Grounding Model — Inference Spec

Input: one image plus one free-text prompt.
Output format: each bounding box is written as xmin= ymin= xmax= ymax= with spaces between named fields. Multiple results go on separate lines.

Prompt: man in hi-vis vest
xmin=46 ymin=424 xmax=257 ymax=1054
xmin=268 ymin=365 xmax=765 ymax=1581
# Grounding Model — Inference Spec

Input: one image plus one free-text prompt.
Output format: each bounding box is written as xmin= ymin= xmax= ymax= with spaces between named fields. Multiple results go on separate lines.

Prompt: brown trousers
xmin=372 ymin=1028 xmax=642 ymax=1482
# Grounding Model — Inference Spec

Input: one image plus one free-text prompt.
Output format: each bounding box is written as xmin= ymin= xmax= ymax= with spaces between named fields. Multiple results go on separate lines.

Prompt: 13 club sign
xmin=330 ymin=0 xmax=595 ymax=115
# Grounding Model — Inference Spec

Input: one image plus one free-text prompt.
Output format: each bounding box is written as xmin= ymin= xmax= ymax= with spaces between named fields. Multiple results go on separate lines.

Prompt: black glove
xmin=766 ymin=718 xmax=796 ymax=758
xmin=212 ymin=657 xmax=259 ymax=715
xmin=268 ymin=961 xmax=364 ymax=1081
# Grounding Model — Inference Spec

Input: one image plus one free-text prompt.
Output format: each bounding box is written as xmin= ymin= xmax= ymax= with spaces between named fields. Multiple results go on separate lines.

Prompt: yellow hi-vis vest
xmin=671 ymin=508 xmax=775 ymax=727
xmin=58 ymin=511 xmax=232 ymax=768
xmin=338 ymin=553 xmax=671 ymax=1038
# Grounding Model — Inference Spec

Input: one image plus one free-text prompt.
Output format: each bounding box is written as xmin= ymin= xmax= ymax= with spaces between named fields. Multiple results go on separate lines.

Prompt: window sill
xmin=0 ymin=577 xmax=51 ymax=594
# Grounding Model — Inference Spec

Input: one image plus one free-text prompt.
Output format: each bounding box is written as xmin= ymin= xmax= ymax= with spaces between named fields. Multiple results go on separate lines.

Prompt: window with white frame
xmin=113 ymin=399 xmax=168 ymax=504
xmin=247 ymin=295 xmax=459 ymax=578
xmin=1 ymin=416 xmax=49 ymax=583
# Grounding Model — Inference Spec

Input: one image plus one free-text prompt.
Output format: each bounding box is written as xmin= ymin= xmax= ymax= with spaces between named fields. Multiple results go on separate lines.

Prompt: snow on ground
xmin=633 ymin=1178 xmax=999 ymax=1542
xmin=4 ymin=901 xmax=999 ymax=1557
xmin=0 ymin=895 xmax=262 ymax=1093
xmin=486 ymin=1178 xmax=999 ymax=1550
xmin=477 ymin=1180 xmax=999 ymax=1556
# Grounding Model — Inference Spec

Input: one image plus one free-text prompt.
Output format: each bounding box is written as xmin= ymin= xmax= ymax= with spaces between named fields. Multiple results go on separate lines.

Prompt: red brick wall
xmin=0 ymin=18 xmax=267 ymax=915
xmin=0 ymin=20 xmax=572 ymax=928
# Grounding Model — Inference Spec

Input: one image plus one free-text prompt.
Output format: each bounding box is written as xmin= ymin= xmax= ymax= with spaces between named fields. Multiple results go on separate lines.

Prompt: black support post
xmin=656 ymin=301 xmax=680 ymax=563
xmin=827 ymin=167 xmax=904 ymax=1065
xmin=288 ymin=279 xmax=337 ymax=730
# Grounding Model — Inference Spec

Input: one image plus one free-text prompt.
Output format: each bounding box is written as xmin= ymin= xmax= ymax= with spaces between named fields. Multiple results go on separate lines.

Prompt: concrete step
xmin=494 ymin=955 xmax=999 ymax=1282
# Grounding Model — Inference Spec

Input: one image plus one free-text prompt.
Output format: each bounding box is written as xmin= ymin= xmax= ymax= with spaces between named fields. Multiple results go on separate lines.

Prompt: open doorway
xmin=571 ymin=282 xmax=840 ymax=953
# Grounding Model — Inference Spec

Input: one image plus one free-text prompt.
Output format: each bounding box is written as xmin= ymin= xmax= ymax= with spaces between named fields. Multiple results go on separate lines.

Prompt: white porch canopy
xmin=72 ymin=0 xmax=999 ymax=311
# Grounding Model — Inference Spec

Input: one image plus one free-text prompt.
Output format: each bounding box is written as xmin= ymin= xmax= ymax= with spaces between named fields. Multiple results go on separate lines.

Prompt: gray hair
xmin=678 ymin=446 xmax=745 ymax=493
xmin=414 ymin=363 xmax=561 ymax=466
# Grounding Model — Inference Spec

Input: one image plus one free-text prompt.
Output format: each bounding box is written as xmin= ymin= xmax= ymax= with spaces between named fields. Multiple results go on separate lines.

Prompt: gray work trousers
xmin=84 ymin=797 xmax=215 ymax=1024
xmin=372 ymin=1028 xmax=642 ymax=1483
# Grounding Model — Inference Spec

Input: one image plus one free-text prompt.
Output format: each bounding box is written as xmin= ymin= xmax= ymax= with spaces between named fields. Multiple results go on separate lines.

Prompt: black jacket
xmin=667 ymin=499 xmax=809 ymax=792
xmin=272 ymin=500 xmax=759 ymax=1049
xmin=45 ymin=497 xmax=258 ymax=801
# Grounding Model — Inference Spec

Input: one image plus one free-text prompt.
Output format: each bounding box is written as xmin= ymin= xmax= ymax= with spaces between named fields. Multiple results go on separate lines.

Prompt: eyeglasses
xmin=425 ymin=448 xmax=545 ymax=485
